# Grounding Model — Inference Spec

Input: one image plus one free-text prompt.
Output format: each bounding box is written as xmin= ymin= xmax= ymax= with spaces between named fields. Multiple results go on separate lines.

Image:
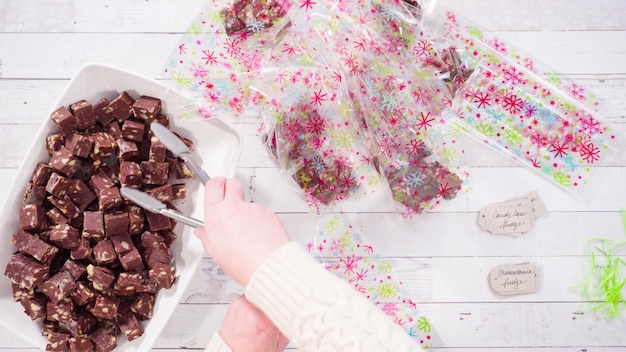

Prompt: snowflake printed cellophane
xmin=308 ymin=214 xmax=438 ymax=348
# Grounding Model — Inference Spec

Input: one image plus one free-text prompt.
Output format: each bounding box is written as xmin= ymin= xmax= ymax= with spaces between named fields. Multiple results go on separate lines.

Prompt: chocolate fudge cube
xmin=5 ymin=253 xmax=50 ymax=289
xmin=119 ymin=161 xmax=142 ymax=189
xmin=121 ymin=119 xmax=145 ymax=141
xmin=69 ymin=336 xmax=95 ymax=352
xmin=70 ymin=235 xmax=91 ymax=260
xmin=171 ymin=184 xmax=186 ymax=200
xmin=11 ymin=229 xmax=58 ymax=265
xmin=91 ymin=294 xmax=120 ymax=320
xmin=174 ymin=159 xmax=195 ymax=179
xmin=149 ymin=262 xmax=176 ymax=289
xmin=159 ymin=230 xmax=178 ymax=248
xmin=105 ymin=120 xmax=122 ymax=139
xmin=47 ymin=208 xmax=69 ymax=226
xmin=86 ymin=265 xmax=115 ymax=292
xmin=50 ymin=106 xmax=78 ymax=136
xmin=89 ymin=171 xmax=116 ymax=195
xmin=59 ymin=311 xmax=98 ymax=337
xmin=82 ymin=158 xmax=105 ymax=178
xmin=128 ymin=205 xmax=145 ymax=235
xmin=61 ymin=260 xmax=86 ymax=280
xmin=91 ymin=132 xmax=117 ymax=159
xmin=116 ymin=139 xmax=139 ymax=161
xmin=145 ymin=184 xmax=173 ymax=202
xmin=118 ymin=311 xmax=144 ymax=341
xmin=115 ymin=272 xmax=143 ymax=296
xmin=19 ymin=294 xmax=48 ymax=320
xmin=66 ymin=178 xmax=96 ymax=210
xmin=70 ymin=99 xmax=97 ymax=130
xmin=46 ymin=298 xmax=74 ymax=322
xmin=90 ymin=327 xmax=117 ymax=352
xmin=140 ymin=161 xmax=169 ymax=185
xmin=46 ymin=331 xmax=70 ymax=352
xmin=66 ymin=133 xmax=93 ymax=158
xmin=48 ymin=195 xmax=81 ymax=220
xmin=104 ymin=212 xmax=129 ymax=237
xmin=105 ymin=91 xmax=134 ymax=121
xmin=132 ymin=95 xmax=161 ymax=120
xmin=12 ymin=283 xmax=36 ymax=301
xmin=136 ymin=271 xmax=157 ymax=294
xmin=93 ymin=239 xmax=116 ymax=265
xmin=23 ymin=182 xmax=47 ymax=205
xmin=39 ymin=271 xmax=76 ymax=304
xmin=148 ymin=139 xmax=167 ymax=162
xmin=130 ymin=293 xmax=155 ymax=320
xmin=119 ymin=248 xmax=145 ymax=272
xmin=94 ymin=98 xmax=115 ymax=126
xmin=97 ymin=187 xmax=123 ymax=212
xmin=110 ymin=233 xmax=134 ymax=254
xmin=18 ymin=203 xmax=47 ymax=232
xmin=153 ymin=113 xmax=170 ymax=128
xmin=46 ymin=133 xmax=65 ymax=155
xmin=46 ymin=172 xmax=70 ymax=198
xmin=140 ymin=231 xmax=165 ymax=248
xmin=31 ymin=162 xmax=54 ymax=186
xmin=49 ymin=224 xmax=81 ymax=249
xmin=145 ymin=211 xmax=172 ymax=231
xmin=71 ymin=281 xmax=96 ymax=306
xmin=50 ymin=146 xmax=81 ymax=178
xmin=143 ymin=243 xmax=172 ymax=269
xmin=83 ymin=211 xmax=105 ymax=239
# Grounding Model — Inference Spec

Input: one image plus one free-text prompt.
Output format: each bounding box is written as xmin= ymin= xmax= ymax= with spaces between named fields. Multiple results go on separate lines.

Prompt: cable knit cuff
xmin=245 ymin=242 xmax=333 ymax=336
xmin=204 ymin=331 xmax=232 ymax=352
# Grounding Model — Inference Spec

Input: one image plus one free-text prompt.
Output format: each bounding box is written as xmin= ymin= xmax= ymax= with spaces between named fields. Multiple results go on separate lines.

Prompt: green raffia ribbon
xmin=577 ymin=208 xmax=626 ymax=318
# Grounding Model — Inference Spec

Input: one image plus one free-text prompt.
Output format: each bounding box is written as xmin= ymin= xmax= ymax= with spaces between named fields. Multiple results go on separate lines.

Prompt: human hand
xmin=194 ymin=177 xmax=290 ymax=286
xmin=219 ymin=295 xmax=289 ymax=352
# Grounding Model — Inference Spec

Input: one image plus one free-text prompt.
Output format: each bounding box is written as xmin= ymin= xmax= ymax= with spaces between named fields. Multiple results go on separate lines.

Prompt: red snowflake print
xmin=201 ymin=49 xmax=218 ymax=65
xmin=405 ymin=138 xmax=426 ymax=155
xmin=306 ymin=114 xmax=326 ymax=135
xmin=411 ymin=86 xmax=432 ymax=106
xmin=569 ymin=83 xmax=586 ymax=101
xmin=502 ymin=92 xmax=523 ymax=114
xmin=437 ymin=182 xmax=454 ymax=199
xmin=190 ymin=63 xmax=208 ymax=78
xmin=282 ymin=45 xmax=296 ymax=55
xmin=549 ymin=140 xmax=569 ymax=158
xmin=580 ymin=142 xmax=600 ymax=163
xmin=472 ymin=91 xmax=491 ymax=109
xmin=581 ymin=116 xmax=601 ymax=134
xmin=178 ymin=44 xmax=187 ymax=55
xmin=224 ymin=38 xmax=241 ymax=57
xmin=300 ymin=0 xmax=316 ymax=11
xmin=382 ymin=303 xmax=399 ymax=316
xmin=416 ymin=112 xmax=435 ymax=130
xmin=354 ymin=40 xmax=367 ymax=51
xmin=353 ymin=268 xmax=368 ymax=282
xmin=311 ymin=90 xmax=328 ymax=106
xmin=340 ymin=173 xmax=357 ymax=190
xmin=490 ymin=38 xmax=508 ymax=54
xmin=414 ymin=39 xmax=433 ymax=56
xmin=502 ymin=66 xmax=526 ymax=86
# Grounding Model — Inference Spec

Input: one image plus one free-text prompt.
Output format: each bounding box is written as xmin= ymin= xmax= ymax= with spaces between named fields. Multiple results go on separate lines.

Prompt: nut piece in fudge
xmin=50 ymin=146 xmax=82 ymax=178
xmin=4 ymin=253 xmax=50 ymax=289
xmin=171 ymin=184 xmax=187 ymax=200
xmin=19 ymin=293 xmax=48 ymax=320
xmin=149 ymin=262 xmax=176 ymax=289
xmin=49 ymin=224 xmax=81 ymax=249
xmin=105 ymin=120 xmax=123 ymax=139
xmin=39 ymin=271 xmax=76 ymax=304
xmin=46 ymin=172 xmax=70 ymax=199
xmin=94 ymin=98 xmax=115 ymax=127
xmin=148 ymin=138 xmax=167 ymax=162
xmin=69 ymin=336 xmax=95 ymax=352
xmin=11 ymin=229 xmax=58 ymax=265
xmin=110 ymin=233 xmax=134 ymax=254
xmin=127 ymin=205 xmax=145 ymax=235
xmin=50 ymin=106 xmax=78 ymax=136
xmin=31 ymin=162 xmax=54 ymax=186
xmin=12 ymin=283 xmax=36 ymax=302
xmin=65 ymin=133 xmax=94 ymax=158
xmin=97 ymin=187 xmax=123 ymax=212
xmin=46 ymin=133 xmax=65 ymax=155
xmin=48 ymin=195 xmax=81 ymax=220
xmin=71 ymin=281 xmax=96 ymax=306
xmin=119 ymin=248 xmax=145 ymax=272
xmin=119 ymin=161 xmax=142 ymax=189
xmin=86 ymin=264 xmax=115 ymax=292
xmin=104 ymin=212 xmax=129 ymax=237
xmin=46 ymin=298 xmax=74 ymax=322
xmin=132 ymin=95 xmax=161 ymax=120
xmin=91 ymin=294 xmax=120 ymax=320
xmin=105 ymin=91 xmax=134 ymax=121
xmin=116 ymin=139 xmax=139 ymax=161
xmin=89 ymin=327 xmax=117 ymax=352
xmin=121 ymin=118 xmax=145 ymax=141
xmin=115 ymin=272 xmax=143 ymax=296
xmin=140 ymin=161 xmax=170 ymax=185
xmin=89 ymin=171 xmax=116 ymax=195
xmin=91 ymin=132 xmax=117 ymax=159
xmin=46 ymin=331 xmax=70 ymax=352
xmin=47 ymin=208 xmax=69 ymax=226
xmin=70 ymin=99 xmax=97 ymax=130
xmin=130 ymin=293 xmax=155 ymax=320
xmin=18 ymin=203 xmax=47 ymax=232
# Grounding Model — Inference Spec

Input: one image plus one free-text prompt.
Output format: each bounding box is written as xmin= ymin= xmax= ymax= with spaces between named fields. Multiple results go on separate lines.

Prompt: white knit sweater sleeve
xmin=204 ymin=331 xmax=232 ymax=352
xmin=245 ymin=242 xmax=424 ymax=352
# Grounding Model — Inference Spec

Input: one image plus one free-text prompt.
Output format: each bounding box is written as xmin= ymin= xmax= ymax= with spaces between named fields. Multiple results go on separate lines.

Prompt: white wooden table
xmin=1 ymin=1 xmax=626 ymax=351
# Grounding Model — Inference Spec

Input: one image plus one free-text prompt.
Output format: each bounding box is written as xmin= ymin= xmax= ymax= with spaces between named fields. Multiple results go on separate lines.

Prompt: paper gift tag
xmin=479 ymin=198 xmax=534 ymax=235
xmin=523 ymin=191 xmax=547 ymax=218
xmin=488 ymin=263 xmax=540 ymax=297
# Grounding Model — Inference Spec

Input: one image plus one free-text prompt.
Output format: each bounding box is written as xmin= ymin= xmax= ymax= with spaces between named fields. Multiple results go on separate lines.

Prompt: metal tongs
xmin=150 ymin=122 xmax=211 ymax=184
xmin=121 ymin=187 xmax=203 ymax=228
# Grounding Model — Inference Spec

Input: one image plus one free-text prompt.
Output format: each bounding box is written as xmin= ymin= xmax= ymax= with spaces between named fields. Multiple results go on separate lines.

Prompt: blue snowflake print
xmin=312 ymin=155 xmax=326 ymax=174
xmin=485 ymin=107 xmax=505 ymax=121
xmin=213 ymin=79 xmax=234 ymax=96
xmin=381 ymin=93 xmax=399 ymax=111
xmin=406 ymin=171 xmax=426 ymax=188
xmin=246 ymin=17 xmax=265 ymax=33
xmin=563 ymin=155 xmax=579 ymax=171
xmin=536 ymin=106 xmax=557 ymax=128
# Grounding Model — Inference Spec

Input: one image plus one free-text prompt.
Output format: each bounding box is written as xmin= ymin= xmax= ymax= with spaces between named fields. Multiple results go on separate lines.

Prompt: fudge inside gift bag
xmin=417 ymin=1 xmax=623 ymax=198
xmin=308 ymin=214 xmax=439 ymax=348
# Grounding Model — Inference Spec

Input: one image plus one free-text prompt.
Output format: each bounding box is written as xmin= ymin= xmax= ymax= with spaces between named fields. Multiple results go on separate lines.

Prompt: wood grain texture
xmin=1 ymin=0 xmax=625 ymax=351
